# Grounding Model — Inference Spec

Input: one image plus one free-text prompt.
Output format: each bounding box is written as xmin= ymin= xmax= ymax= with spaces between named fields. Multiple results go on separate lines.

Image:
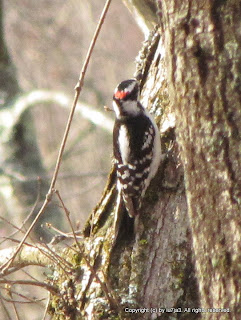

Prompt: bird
xmin=111 ymin=78 xmax=161 ymax=238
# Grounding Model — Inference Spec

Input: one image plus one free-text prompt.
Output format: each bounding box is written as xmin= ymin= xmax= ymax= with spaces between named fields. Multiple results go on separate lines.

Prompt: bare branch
xmin=6 ymin=288 xmax=20 ymax=320
xmin=0 ymin=290 xmax=45 ymax=304
xmin=42 ymin=293 xmax=50 ymax=320
xmin=0 ymin=279 xmax=59 ymax=296
xmin=0 ymin=244 xmax=55 ymax=271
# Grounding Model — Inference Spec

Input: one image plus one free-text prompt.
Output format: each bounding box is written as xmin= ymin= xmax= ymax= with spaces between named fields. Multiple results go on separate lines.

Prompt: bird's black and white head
xmin=112 ymin=79 xmax=143 ymax=119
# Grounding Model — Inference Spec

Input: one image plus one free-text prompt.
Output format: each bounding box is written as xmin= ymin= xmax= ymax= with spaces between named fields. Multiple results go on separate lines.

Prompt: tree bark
xmin=157 ymin=0 xmax=241 ymax=317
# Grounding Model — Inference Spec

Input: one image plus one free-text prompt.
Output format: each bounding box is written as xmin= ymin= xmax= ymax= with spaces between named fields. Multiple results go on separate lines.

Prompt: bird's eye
xmin=114 ymin=90 xmax=129 ymax=100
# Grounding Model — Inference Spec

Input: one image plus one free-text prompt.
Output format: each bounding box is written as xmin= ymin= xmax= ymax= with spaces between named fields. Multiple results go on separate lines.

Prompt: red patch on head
xmin=114 ymin=90 xmax=129 ymax=100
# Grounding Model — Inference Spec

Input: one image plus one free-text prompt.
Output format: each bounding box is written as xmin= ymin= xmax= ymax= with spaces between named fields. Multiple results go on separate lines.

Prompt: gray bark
xmin=158 ymin=0 xmax=241 ymax=317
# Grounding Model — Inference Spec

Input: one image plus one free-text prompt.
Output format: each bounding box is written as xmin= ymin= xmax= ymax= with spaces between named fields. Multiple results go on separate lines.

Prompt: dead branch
xmin=0 ymin=244 xmax=57 ymax=272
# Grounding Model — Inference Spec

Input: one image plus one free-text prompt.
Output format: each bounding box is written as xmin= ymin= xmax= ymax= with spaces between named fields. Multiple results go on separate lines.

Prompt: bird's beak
xmin=104 ymin=105 xmax=113 ymax=112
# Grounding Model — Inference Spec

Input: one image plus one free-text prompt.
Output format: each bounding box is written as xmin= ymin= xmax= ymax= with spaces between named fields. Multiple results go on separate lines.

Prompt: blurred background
xmin=3 ymin=0 xmax=142 ymax=231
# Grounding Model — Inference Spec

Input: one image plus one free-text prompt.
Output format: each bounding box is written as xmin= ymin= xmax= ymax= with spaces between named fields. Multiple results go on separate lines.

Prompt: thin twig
xmin=47 ymin=223 xmax=83 ymax=240
xmin=0 ymin=178 xmax=41 ymax=245
xmin=1 ymin=286 xmax=46 ymax=304
xmin=0 ymin=295 xmax=12 ymax=320
xmin=0 ymin=279 xmax=60 ymax=296
xmin=0 ymin=171 xmax=108 ymax=185
xmin=0 ymin=0 xmax=112 ymax=274
xmin=42 ymin=292 xmax=51 ymax=320
xmin=3 ymin=90 xmax=113 ymax=135
xmin=7 ymin=288 xmax=20 ymax=320
xmin=55 ymin=189 xmax=120 ymax=311
xmin=0 ymin=295 xmax=45 ymax=304
xmin=40 ymin=242 xmax=72 ymax=273
xmin=54 ymin=190 xmax=82 ymax=252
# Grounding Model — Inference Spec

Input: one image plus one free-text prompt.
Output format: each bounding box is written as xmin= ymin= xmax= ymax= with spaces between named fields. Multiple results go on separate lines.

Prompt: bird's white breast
xmin=118 ymin=125 xmax=130 ymax=164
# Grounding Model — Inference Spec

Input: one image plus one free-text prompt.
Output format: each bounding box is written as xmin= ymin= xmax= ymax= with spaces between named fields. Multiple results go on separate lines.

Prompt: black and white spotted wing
xmin=113 ymin=113 xmax=155 ymax=217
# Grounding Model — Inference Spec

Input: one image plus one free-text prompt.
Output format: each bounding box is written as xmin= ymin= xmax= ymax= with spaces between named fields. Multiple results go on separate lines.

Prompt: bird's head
xmin=112 ymin=79 xmax=142 ymax=119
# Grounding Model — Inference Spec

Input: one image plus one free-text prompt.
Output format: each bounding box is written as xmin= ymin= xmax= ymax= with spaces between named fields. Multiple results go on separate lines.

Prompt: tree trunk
xmin=157 ymin=0 xmax=241 ymax=317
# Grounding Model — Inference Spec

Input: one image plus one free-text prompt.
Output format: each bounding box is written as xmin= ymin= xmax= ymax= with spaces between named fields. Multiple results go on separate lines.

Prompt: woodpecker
xmin=112 ymin=79 xmax=161 ymax=221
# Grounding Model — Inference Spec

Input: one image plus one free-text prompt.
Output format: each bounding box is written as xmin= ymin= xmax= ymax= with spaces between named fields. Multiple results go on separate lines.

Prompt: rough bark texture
xmin=158 ymin=0 xmax=241 ymax=318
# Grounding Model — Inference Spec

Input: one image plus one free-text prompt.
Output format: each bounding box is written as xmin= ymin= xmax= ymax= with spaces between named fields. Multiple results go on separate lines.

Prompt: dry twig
xmin=0 ymin=279 xmax=60 ymax=296
xmin=56 ymin=189 xmax=121 ymax=312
